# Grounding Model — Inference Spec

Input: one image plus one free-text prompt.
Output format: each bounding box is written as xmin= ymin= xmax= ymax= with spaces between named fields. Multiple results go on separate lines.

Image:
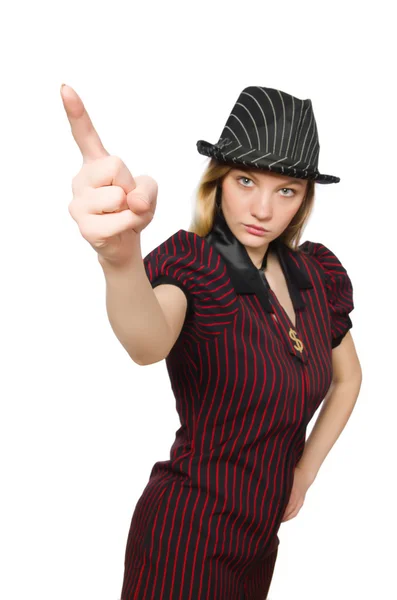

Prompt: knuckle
xmin=107 ymin=154 xmax=124 ymax=172
xmin=71 ymin=176 xmax=79 ymax=193
xmin=78 ymin=218 xmax=96 ymax=242
xmin=71 ymin=170 xmax=87 ymax=193
xmin=113 ymin=185 xmax=125 ymax=202
xmin=68 ymin=201 xmax=76 ymax=218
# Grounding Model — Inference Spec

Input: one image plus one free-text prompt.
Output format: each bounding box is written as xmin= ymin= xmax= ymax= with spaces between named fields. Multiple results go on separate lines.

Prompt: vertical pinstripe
xmin=120 ymin=227 xmax=354 ymax=599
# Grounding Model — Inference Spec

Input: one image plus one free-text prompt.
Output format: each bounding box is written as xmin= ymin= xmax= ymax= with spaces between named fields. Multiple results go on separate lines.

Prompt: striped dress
xmin=120 ymin=213 xmax=354 ymax=600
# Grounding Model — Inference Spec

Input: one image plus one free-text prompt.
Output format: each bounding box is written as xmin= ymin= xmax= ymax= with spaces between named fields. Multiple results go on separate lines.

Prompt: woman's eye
xmin=237 ymin=176 xmax=253 ymax=187
xmin=280 ymin=188 xmax=295 ymax=197
xmin=238 ymin=178 xmax=296 ymax=197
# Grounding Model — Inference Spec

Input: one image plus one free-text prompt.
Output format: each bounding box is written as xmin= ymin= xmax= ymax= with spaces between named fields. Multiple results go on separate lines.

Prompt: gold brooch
xmin=289 ymin=328 xmax=304 ymax=353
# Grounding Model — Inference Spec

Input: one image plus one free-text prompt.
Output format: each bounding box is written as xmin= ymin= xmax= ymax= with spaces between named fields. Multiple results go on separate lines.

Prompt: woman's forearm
xmin=297 ymin=378 xmax=362 ymax=484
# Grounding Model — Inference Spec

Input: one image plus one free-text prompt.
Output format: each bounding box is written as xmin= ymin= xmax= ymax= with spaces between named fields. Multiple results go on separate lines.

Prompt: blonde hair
xmin=188 ymin=159 xmax=316 ymax=252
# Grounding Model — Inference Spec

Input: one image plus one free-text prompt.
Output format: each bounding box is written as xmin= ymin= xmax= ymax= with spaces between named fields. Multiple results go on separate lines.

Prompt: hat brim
xmin=196 ymin=139 xmax=340 ymax=184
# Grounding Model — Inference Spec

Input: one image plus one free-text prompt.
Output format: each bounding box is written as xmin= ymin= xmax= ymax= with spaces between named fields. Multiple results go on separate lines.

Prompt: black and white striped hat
xmin=196 ymin=86 xmax=340 ymax=184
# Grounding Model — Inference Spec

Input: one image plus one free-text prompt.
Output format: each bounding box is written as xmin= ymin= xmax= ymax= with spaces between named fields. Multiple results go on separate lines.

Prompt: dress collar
xmin=204 ymin=209 xmax=313 ymax=313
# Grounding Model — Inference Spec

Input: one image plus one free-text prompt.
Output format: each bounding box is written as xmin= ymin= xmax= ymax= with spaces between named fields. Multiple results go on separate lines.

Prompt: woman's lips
xmin=243 ymin=224 xmax=269 ymax=236
xmin=245 ymin=224 xmax=268 ymax=231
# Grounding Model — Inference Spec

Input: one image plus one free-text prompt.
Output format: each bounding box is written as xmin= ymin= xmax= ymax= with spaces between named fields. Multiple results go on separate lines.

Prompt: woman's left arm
xmin=281 ymin=332 xmax=362 ymax=521
xmin=297 ymin=331 xmax=363 ymax=485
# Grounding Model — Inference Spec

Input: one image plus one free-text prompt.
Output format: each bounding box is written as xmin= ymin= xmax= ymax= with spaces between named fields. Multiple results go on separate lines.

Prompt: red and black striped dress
xmin=120 ymin=212 xmax=354 ymax=600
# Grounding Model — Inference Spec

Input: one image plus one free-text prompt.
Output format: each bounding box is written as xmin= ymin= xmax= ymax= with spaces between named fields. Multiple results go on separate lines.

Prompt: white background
xmin=1 ymin=0 xmax=395 ymax=598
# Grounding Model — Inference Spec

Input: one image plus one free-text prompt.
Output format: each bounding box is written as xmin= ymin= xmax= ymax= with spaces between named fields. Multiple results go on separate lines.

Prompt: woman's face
xmin=220 ymin=168 xmax=308 ymax=253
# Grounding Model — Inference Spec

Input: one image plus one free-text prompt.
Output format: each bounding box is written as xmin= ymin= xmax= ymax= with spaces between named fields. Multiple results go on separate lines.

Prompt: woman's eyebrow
xmin=280 ymin=179 xmax=306 ymax=187
xmin=240 ymin=169 xmax=306 ymax=186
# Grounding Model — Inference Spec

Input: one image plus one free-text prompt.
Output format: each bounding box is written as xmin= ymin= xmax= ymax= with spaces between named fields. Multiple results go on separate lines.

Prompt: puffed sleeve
xmin=143 ymin=229 xmax=239 ymax=341
xmin=299 ymin=241 xmax=354 ymax=349
xmin=143 ymin=230 xmax=194 ymax=317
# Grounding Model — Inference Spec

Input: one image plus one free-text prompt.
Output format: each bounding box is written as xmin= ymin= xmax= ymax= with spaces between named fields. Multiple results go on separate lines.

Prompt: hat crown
xmin=219 ymin=86 xmax=318 ymax=163
xmin=197 ymin=85 xmax=340 ymax=184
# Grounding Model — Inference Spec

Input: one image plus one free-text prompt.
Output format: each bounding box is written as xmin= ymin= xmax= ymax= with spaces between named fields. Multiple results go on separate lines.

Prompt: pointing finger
xmin=60 ymin=84 xmax=109 ymax=163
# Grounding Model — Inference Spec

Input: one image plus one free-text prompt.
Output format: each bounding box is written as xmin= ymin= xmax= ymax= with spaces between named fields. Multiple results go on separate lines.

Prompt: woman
xmin=63 ymin=84 xmax=362 ymax=599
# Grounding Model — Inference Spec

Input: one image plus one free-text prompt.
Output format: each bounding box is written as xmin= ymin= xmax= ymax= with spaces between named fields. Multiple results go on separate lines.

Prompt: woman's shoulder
xmin=298 ymin=240 xmax=351 ymax=283
xmin=143 ymin=228 xmax=239 ymax=342
xmin=145 ymin=228 xmax=225 ymax=268
xmin=298 ymin=240 xmax=354 ymax=347
xmin=147 ymin=228 xmax=205 ymax=253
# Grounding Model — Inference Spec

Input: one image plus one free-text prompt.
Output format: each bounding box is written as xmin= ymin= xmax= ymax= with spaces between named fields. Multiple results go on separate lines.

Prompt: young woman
xmin=62 ymin=84 xmax=362 ymax=600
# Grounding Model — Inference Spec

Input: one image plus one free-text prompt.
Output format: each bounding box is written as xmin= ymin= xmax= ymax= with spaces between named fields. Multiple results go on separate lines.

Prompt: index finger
xmin=60 ymin=84 xmax=109 ymax=163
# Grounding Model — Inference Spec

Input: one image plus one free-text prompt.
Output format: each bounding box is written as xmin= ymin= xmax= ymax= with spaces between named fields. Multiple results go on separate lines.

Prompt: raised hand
xmin=61 ymin=84 xmax=158 ymax=265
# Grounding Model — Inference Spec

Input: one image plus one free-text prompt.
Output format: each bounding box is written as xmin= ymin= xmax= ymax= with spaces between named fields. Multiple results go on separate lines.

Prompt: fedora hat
xmin=196 ymin=86 xmax=340 ymax=184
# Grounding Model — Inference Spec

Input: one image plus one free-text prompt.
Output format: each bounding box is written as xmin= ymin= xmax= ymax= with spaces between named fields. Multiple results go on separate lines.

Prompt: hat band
xmin=197 ymin=139 xmax=322 ymax=180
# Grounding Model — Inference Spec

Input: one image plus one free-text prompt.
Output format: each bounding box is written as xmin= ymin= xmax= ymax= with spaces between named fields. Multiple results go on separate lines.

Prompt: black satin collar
xmin=204 ymin=209 xmax=313 ymax=313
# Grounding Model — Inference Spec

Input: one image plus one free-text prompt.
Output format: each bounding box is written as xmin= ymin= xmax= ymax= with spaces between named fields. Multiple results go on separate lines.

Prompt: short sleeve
xmin=299 ymin=241 xmax=354 ymax=349
xmin=143 ymin=229 xmax=239 ymax=342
